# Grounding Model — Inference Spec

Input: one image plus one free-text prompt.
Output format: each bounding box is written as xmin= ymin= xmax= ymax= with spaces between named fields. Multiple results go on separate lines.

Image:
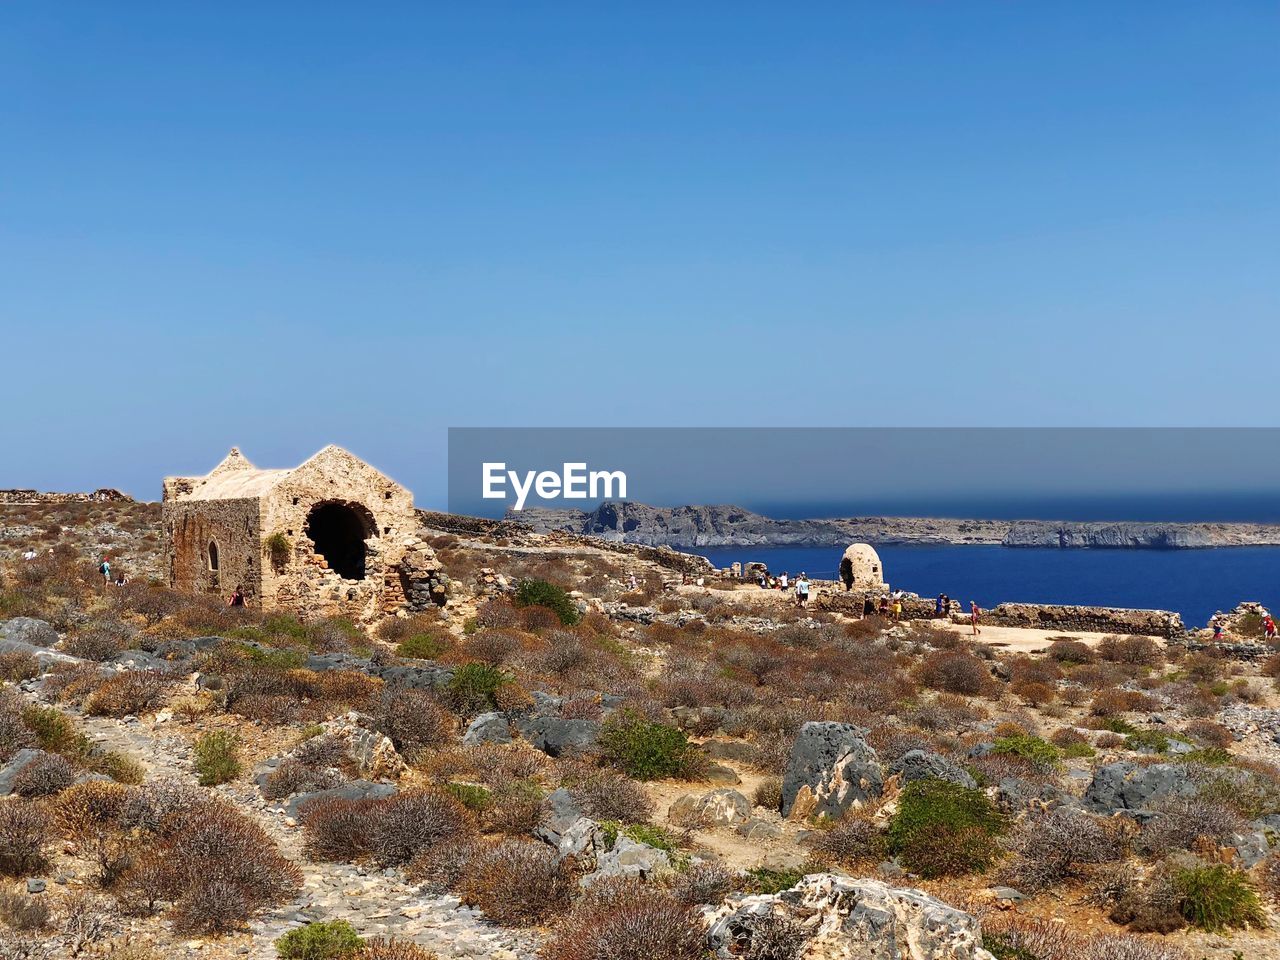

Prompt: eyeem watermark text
xmin=482 ymin=462 xmax=627 ymax=511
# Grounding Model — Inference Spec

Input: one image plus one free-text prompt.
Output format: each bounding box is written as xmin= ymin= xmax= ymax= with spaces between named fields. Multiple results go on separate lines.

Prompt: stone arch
xmin=304 ymin=500 xmax=376 ymax=580
xmin=208 ymin=540 xmax=220 ymax=572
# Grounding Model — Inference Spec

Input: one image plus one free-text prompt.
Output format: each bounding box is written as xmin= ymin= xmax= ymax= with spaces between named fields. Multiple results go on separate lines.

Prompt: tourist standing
xmin=935 ymin=594 xmax=945 ymax=618
xmin=970 ymin=600 xmax=982 ymax=636
xmin=795 ymin=573 xmax=810 ymax=608
xmin=892 ymin=597 xmax=903 ymax=622
xmin=1265 ymin=615 xmax=1277 ymax=641
xmin=98 ymin=555 xmax=111 ymax=585
xmin=862 ymin=596 xmax=875 ymax=619
xmin=878 ymin=596 xmax=889 ymax=617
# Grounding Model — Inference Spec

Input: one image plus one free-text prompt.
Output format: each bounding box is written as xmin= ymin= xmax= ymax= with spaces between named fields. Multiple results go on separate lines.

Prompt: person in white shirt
xmin=795 ymin=573 xmax=810 ymax=608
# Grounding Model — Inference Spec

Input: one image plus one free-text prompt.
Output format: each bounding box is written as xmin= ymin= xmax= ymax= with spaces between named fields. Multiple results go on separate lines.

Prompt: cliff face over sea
xmin=508 ymin=502 xmax=1280 ymax=549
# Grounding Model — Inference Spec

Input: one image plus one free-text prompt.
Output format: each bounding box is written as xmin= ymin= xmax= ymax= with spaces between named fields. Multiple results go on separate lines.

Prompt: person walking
xmin=862 ymin=596 xmax=876 ymax=619
xmin=935 ymin=594 xmax=945 ymax=618
xmin=892 ymin=597 xmax=903 ymax=622
xmin=98 ymin=556 xmax=111 ymax=585
xmin=970 ymin=600 xmax=982 ymax=636
xmin=1265 ymin=614 xmax=1277 ymax=641
xmin=795 ymin=573 xmax=810 ymax=609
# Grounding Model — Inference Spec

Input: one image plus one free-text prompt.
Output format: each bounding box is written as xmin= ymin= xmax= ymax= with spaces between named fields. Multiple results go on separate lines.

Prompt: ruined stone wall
xmin=258 ymin=455 xmax=417 ymax=623
xmin=163 ymin=498 xmax=261 ymax=604
xmin=985 ymin=602 xmax=1186 ymax=639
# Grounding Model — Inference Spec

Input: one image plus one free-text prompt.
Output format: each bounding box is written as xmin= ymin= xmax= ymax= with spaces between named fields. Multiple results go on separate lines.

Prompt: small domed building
xmin=839 ymin=542 xmax=889 ymax=593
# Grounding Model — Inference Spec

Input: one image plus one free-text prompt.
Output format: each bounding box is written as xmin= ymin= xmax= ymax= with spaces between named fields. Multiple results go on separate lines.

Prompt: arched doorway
xmin=304 ymin=501 xmax=374 ymax=580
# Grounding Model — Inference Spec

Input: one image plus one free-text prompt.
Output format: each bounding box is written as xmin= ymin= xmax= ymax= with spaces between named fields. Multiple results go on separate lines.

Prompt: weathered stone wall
xmin=985 ymin=602 xmax=1185 ymax=639
xmin=164 ymin=498 xmax=261 ymax=604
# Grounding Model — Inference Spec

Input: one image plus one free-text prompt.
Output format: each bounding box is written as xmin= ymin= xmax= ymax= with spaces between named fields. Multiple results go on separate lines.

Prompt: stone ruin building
xmin=162 ymin=445 xmax=446 ymax=623
xmin=839 ymin=542 xmax=889 ymax=593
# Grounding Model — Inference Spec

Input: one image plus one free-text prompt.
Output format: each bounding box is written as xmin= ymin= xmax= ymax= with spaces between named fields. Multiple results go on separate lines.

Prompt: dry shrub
xmin=12 ymin=751 xmax=75 ymax=798
xmin=1090 ymin=688 xmax=1155 ymax=717
xmin=373 ymin=685 xmax=453 ymax=758
xmin=981 ymin=912 xmax=1190 ymax=960
xmin=314 ymin=670 xmax=381 ymax=710
xmin=466 ymin=629 xmax=523 ymax=666
xmin=405 ymin=836 xmax=480 ymax=894
xmin=809 ymin=809 xmax=886 ymax=866
xmin=63 ymin=620 xmax=136 ymax=661
xmin=119 ymin=800 xmax=301 ymax=933
xmin=666 ymin=862 xmax=736 ymax=906
xmin=543 ymin=878 xmax=704 ymax=960
xmin=1011 ymin=679 xmax=1056 ymax=708
xmin=0 ymin=799 xmax=51 ymax=875
xmin=1049 ymin=727 xmax=1090 ymax=748
xmin=361 ymin=940 xmax=441 ymax=960
xmin=1047 ymin=639 xmax=1095 ymax=665
xmin=262 ymin=758 xmax=346 ymax=800
xmin=1097 ymin=635 xmax=1163 ymax=666
xmin=457 ymin=838 xmax=573 ymax=926
xmin=0 ymin=886 xmax=51 ymax=930
xmin=0 ymin=651 xmax=40 ymax=682
xmin=486 ymin=779 xmax=546 ymax=835
xmin=565 ymin=770 xmax=654 ymax=824
xmin=300 ymin=790 xmax=473 ymax=867
xmin=1000 ymin=808 xmax=1122 ymax=893
xmin=1140 ymin=796 xmax=1243 ymax=857
xmin=83 ymin=670 xmax=172 ymax=717
xmin=915 ymin=651 xmax=991 ymax=696
xmin=475 ymin=598 xmax=520 ymax=629
xmin=1184 ymin=719 xmax=1232 ymax=750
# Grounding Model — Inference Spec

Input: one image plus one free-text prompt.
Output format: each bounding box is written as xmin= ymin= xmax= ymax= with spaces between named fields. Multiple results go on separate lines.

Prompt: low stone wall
xmin=985 ymin=602 xmax=1185 ymax=639
xmin=814 ymin=589 xmax=943 ymax=621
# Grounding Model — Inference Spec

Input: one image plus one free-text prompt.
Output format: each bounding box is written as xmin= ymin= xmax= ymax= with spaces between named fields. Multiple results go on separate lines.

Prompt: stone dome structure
xmin=839 ymin=543 xmax=888 ymax=593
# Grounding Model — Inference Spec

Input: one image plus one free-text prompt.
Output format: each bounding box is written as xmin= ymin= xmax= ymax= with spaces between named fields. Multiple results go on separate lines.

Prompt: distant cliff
xmin=507 ymin=502 xmax=1280 ymax=550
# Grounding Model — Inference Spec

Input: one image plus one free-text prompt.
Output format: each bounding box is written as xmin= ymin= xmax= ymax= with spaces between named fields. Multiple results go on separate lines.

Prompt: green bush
xmin=445 ymin=663 xmax=510 ymax=715
xmin=513 ymin=579 xmax=580 ymax=626
xmin=599 ymin=820 xmax=679 ymax=854
xmin=1100 ymin=717 xmax=1139 ymax=735
xmin=1181 ymin=747 xmax=1233 ymax=766
xmin=598 ymin=711 xmax=702 ymax=781
xmin=21 ymin=706 xmax=89 ymax=758
xmin=991 ymin=735 xmax=1060 ymax=770
xmin=193 ymin=731 xmax=241 ymax=786
xmin=888 ymin=778 xmax=1005 ymax=878
xmin=444 ymin=782 xmax=493 ymax=813
xmin=746 ymin=867 xmax=805 ymax=894
xmin=1061 ymin=741 xmax=1096 ymax=759
xmin=397 ymin=633 xmax=450 ymax=660
xmin=274 ymin=920 xmax=362 ymax=959
xmin=265 ymin=532 xmax=293 ymax=570
xmin=1175 ymin=865 xmax=1266 ymax=931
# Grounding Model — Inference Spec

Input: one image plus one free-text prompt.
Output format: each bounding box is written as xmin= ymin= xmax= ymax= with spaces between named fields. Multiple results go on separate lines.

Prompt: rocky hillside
xmin=510 ymin=502 xmax=1280 ymax=549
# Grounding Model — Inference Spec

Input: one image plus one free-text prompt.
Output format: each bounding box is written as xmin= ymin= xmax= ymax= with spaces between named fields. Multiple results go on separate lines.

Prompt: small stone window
xmin=208 ymin=541 xmax=220 ymax=572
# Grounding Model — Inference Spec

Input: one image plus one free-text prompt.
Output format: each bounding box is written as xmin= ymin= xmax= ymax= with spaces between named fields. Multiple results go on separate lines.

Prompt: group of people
xmin=96 ymin=555 xmax=128 ymax=588
xmin=755 ymin=570 xmax=812 ymax=607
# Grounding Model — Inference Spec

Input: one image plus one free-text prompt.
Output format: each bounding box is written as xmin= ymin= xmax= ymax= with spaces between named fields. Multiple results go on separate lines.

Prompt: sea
xmin=693 ymin=544 xmax=1280 ymax=629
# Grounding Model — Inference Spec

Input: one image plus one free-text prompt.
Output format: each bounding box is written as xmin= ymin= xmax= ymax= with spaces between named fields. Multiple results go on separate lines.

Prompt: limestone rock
xmin=781 ymin=721 xmax=883 ymax=820
xmin=517 ymin=717 xmax=600 ymax=758
xmin=463 ymin=712 xmax=511 ymax=746
xmin=890 ymin=749 xmax=976 ymax=789
xmin=0 ymin=750 xmax=46 ymax=796
xmin=586 ymin=834 xmax=670 ymax=884
xmin=670 ymin=789 xmax=751 ymax=827
xmin=286 ymin=780 xmax=397 ymax=820
xmin=1083 ymin=762 xmax=1197 ymax=814
xmin=319 ymin=712 xmax=407 ymax=781
xmin=703 ymin=874 xmax=996 ymax=960
xmin=0 ymin=618 xmax=58 ymax=648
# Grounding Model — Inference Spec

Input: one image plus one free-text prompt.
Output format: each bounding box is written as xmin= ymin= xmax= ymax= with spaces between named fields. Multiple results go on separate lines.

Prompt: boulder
xmin=704 ymin=874 xmax=996 ymax=960
xmin=372 ymin=663 xmax=453 ymax=689
xmin=318 ymin=713 xmax=407 ymax=781
xmin=463 ymin=712 xmax=511 ymax=746
xmin=1083 ymin=762 xmax=1197 ymax=814
xmin=890 ymin=749 xmax=976 ymax=789
xmin=670 ymin=789 xmax=752 ymax=827
xmin=535 ymin=792 xmax=606 ymax=864
xmin=586 ymin=834 xmax=670 ymax=884
xmin=517 ymin=717 xmax=600 ymax=758
xmin=781 ymin=722 xmax=883 ymax=820
xmin=286 ymin=780 xmax=397 ymax=819
xmin=0 ymin=618 xmax=57 ymax=648
xmin=0 ymin=750 xmax=46 ymax=796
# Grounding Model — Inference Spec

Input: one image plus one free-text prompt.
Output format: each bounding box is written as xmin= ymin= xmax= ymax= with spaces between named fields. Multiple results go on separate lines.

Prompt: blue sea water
xmin=693 ymin=544 xmax=1280 ymax=629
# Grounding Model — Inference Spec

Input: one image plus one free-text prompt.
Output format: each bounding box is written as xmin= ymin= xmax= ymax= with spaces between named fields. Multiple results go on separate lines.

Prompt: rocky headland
xmin=510 ymin=501 xmax=1280 ymax=550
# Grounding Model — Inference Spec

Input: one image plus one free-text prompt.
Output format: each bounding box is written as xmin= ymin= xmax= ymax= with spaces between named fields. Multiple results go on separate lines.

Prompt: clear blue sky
xmin=2 ymin=3 xmax=1276 ymax=506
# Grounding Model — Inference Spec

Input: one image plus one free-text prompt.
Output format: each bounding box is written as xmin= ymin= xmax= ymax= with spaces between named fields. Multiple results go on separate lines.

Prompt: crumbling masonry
xmin=162 ymin=446 xmax=447 ymax=623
